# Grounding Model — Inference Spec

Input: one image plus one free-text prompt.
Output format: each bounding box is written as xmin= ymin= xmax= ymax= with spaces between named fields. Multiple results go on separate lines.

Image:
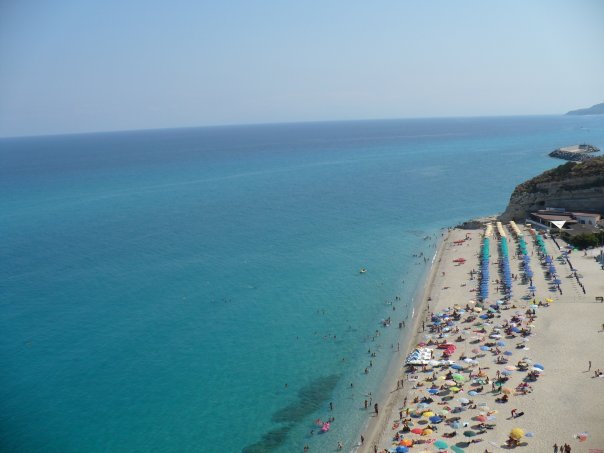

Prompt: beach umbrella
xmin=401 ymin=439 xmax=413 ymax=446
xmin=411 ymin=428 xmax=423 ymax=435
xmin=422 ymin=411 xmax=435 ymax=417
xmin=451 ymin=421 xmax=461 ymax=429
xmin=422 ymin=428 xmax=433 ymax=436
xmin=458 ymin=397 xmax=470 ymax=404
xmin=468 ymin=391 xmax=478 ymax=396
xmin=502 ymin=387 xmax=513 ymax=395
xmin=451 ymin=364 xmax=464 ymax=370
xmin=533 ymin=363 xmax=544 ymax=370
xmin=501 ymin=370 xmax=512 ymax=376
xmin=504 ymin=351 xmax=513 ymax=356
xmin=505 ymin=366 xmax=517 ymax=371
xmin=510 ymin=428 xmax=525 ymax=440
xmin=451 ymin=446 xmax=465 ymax=453
xmin=429 ymin=415 xmax=442 ymax=423
xmin=475 ymin=414 xmax=488 ymax=422
xmin=434 ymin=440 xmax=448 ymax=450
xmin=525 ymin=432 xmax=535 ymax=438
xmin=463 ymin=358 xmax=475 ymax=363
xmin=496 ymin=341 xmax=506 ymax=346
xmin=480 ymin=346 xmax=490 ymax=351
xmin=554 ymin=279 xmax=562 ymax=285
xmin=450 ymin=386 xmax=460 ymax=392
xmin=463 ymin=430 xmax=477 ymax=437
xmin=428 ymin=388 xmax=439 ymax=395
xmin=452 ymin=374 xmax=465 ymax=382
xmin=395 ymin=446 xmax=409 ymax=453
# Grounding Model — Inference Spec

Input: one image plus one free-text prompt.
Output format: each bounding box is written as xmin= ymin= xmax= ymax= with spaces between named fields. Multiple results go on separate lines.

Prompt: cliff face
xmin=499 ymin=156 xmax=604 ymax=221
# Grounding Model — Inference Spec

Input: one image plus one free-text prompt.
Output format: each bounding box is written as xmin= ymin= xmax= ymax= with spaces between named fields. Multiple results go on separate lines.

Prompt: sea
xmin=1 ymin=115 xmax=603 ymax=453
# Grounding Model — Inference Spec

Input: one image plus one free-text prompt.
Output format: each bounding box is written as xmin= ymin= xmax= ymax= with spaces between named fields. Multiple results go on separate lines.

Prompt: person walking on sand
xmin=511 ymin=408 xmax=517 ymax=418
xmin=588 ymin=361 xmax=592 ymax=371
xmin=553 ymin=443 xmax=558 ymax=453
xmin=374 ymin=403 xmax=379 ymax=415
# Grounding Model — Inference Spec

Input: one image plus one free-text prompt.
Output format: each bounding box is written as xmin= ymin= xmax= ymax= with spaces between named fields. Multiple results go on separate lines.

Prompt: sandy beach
xmin=360 ymin=221 xmax=604 ymax=453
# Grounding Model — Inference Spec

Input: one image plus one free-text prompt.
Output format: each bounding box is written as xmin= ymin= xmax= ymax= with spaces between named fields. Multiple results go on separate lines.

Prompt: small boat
xmin=321 ymin=422 xmax=330 ymax=433
xmin=359 ymin=268 xmax=367 ymax=274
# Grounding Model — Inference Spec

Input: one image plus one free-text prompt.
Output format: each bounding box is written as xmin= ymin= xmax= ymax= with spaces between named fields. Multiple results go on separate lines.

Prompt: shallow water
xmin=1 ymin=116 xmax=603 ymax=452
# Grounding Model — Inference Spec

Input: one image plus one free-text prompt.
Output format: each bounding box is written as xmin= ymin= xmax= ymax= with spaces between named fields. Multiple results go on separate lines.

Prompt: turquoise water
xmin=1 ymin=116 xmax=603 ymax=452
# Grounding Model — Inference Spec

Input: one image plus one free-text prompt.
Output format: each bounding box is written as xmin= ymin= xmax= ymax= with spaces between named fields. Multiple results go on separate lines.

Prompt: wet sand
xmin=361 ymin=223 xmax=604 ymax=452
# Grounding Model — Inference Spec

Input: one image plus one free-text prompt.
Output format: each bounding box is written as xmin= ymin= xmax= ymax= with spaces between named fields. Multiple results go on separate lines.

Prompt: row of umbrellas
xmin=498 ymin=237 xmax=513 ymax=296
xmin=479 ymin=238 xmax=490 ymax=300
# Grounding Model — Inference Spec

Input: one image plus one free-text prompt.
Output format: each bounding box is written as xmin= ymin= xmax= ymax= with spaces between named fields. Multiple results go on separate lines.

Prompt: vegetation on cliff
xmin=511 ymin=156 xmax=604 ymax=197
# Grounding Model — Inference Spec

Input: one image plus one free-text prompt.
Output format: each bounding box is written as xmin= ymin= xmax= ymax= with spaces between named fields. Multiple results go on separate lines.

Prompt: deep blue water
xmin=1 ymin=116 xmax=603 ymax=452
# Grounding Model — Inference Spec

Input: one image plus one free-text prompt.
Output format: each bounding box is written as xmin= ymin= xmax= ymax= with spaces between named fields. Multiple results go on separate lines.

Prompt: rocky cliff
xmin=499 ymin=156 xmax=604 ymax=221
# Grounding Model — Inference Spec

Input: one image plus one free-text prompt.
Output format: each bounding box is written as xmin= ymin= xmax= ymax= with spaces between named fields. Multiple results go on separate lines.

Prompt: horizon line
xmin=0 ymin=112 xmax=570 ymax=141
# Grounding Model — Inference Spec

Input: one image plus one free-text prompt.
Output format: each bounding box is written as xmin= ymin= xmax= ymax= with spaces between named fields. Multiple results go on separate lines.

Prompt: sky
xmin=1 ymin=0 xmax=603 ymax=137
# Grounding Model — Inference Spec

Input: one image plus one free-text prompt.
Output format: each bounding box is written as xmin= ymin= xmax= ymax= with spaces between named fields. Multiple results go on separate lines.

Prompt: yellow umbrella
xmin=422 ymin=428 xmax=433 ymax=436
xmin=450 ymin=386 xmax=460 ymax=392
xmin=510 ymin=428 xmax=525 ymax=440
xmin=422 ymin=411 xmax=435 ymax=417
xmin=546 ymin=298 xmax=553 ymax=303
xmin=474 ymin=307 xmax=482 ymax=313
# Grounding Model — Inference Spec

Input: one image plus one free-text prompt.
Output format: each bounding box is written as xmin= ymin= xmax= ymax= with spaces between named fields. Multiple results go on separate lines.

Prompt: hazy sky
xmin=1 ymin=0 xmax=603 ymax=137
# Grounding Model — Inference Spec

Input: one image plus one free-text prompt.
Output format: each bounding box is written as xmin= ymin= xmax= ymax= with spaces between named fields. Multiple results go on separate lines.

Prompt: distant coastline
xmin=566 ymin=102 xmax=604 ymax=116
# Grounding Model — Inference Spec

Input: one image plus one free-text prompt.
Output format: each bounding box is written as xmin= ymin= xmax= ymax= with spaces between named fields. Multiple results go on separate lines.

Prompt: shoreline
xmin=357 ymin=230 xmax=448 ymax=452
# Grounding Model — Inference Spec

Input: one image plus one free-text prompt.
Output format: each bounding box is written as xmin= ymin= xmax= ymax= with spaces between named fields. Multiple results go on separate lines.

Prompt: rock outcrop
xmin=499 ymin=156 xmax=604 ymax=221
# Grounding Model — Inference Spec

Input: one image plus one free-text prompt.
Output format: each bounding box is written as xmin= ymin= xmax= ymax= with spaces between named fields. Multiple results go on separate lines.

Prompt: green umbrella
xmin=463 ymin=430 xmax=477 ymax=437
xmin=452 ymin=374 xmax=465 ymax=382
xmin=434 ymin=439 xmax=448 ymax=450
xmin=451 ymin=446 xmax=465 ymax=453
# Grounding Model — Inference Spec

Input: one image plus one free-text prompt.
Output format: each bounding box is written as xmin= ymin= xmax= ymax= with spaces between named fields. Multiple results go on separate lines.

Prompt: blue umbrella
xmin=451 ymin=421 xmax=461 ymax=429
xmin=468 ymin=390 xmax=478 ymax=396
xmin=511 ymin=327 xmax=521 ymax=333
xmin=479 ymin=314 xmax=489 ymax=319
xmin=554 ymin=279 xmax=562 ymax=285
xmin=429 ymin=415 xmax=442 ymax=423
xmin=480 ymin=345 xmax=490 ymax=351
xmin=428 ymin=388 xmax=439 ymax=394
xmin=528 ymin=286 xmax=537 ymax=291
xmin=496 ymin=341 xmax=506 ymax=346
xmin=504 ymin=351 xmax=513 ymax=356
xmin=502 ymin=370 xmax=512 ymax=375
xmin=534 ymin=363 xmax=544 ymax=370
xmin=451 ymin=364 xmax=463 ymax=370
xmin=396 ymin=446 xmax=409 ymax=453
